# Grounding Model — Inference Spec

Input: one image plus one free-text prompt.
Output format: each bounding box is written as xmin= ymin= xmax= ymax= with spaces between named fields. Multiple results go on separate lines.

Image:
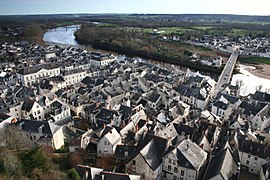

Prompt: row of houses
xmin=1 ymin=41 xmax=270 ymax=179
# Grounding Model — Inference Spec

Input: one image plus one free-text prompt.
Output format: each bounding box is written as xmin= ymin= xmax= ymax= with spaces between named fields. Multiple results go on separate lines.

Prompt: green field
xmin=96 ymin=22 xmax=117 ymax=27
xmin=239 ymin=56 xmax=270 ymax=65
xmin=127 ymin=26 xmax=197 ymax=34
xmin=192 ymin=26 xmax=213 ymax=30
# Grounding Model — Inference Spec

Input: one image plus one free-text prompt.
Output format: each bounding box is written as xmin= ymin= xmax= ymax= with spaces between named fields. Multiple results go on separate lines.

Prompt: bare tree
xmin=265 ymin=88 xmax=270 ymax=94
xmin=256 ymin=84 xmax=263 ymax=92
xmin=235 ymin=79 xmax=244 ymax=88
xmin=0 ymin=126 xmax=33 ymax=152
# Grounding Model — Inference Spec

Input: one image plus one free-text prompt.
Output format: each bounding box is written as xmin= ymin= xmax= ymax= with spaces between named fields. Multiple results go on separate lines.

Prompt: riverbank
xmin=245 ymin=64 xmax=270 ymax=80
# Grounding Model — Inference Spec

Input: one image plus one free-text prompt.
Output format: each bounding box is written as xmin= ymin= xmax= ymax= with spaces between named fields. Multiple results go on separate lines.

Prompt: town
xmin=0 ymin=40 xmax=270 ymax=180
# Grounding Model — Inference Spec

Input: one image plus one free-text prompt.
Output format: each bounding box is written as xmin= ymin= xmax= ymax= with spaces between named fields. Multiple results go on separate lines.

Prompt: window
xmin=181 ymin=170 xmax=185 ymax=176
xmin=254 ymin=157 xmax=258 ymax=161
xmin=168 ymin=159 xmax=171 ymax=164
xmin=168 ymin=165 xmax=171 ymax=171
xmin=104 ymin=141 xmax=107 ymax=145
xmin=174 ymin=167 xmax=178 ymax=173
xmin=246 ymin=160 xmax=250 ymax=165
xmin=173 ymin=160 xmax=176 ymax=165
xmin=39 ymin=116 xmax=41 ymax=119
xmin=133 ymin=160 xmax=136 ymax=165
xmin=247 ymin=155 xmax=251 ymax=158
xmin=15 ymin=109 xmax=17 ymax=111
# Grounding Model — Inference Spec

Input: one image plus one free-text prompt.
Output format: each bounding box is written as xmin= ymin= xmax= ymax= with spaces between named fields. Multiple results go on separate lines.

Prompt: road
xmin=214 ymin=50 xmax=239 ymax=96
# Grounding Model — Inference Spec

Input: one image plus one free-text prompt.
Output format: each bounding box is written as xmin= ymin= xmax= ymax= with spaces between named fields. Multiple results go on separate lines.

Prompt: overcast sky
xmin=0 ymin=0 xmax=269 ymax=16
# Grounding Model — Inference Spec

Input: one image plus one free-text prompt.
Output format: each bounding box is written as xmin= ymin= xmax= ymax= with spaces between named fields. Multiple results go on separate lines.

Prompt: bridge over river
xmin=214 ymin=50 xmax=239 ymax=96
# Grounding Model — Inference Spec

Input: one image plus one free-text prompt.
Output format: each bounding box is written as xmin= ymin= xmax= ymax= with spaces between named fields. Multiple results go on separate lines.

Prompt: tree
xmin=235 ymin=79 xmax=244 ymax=89
xmin=1 ymin=126 xmax=33 ymax=151
xmin=67 ymin=168 xmax=80 ymax=180
xmin=256 ymin=84 xmax=263 ymax=92
xmin=67 ymin=152 xmax=83 ymax=168
xmin=20 ymin=146 xmax=51 ymax=177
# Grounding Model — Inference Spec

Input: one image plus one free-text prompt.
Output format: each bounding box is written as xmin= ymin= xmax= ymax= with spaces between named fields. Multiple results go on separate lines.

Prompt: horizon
xmin=0 ymin=12 xmax=270 ymax=17
xmin=0 ymin=0 xmax=270 ymax=16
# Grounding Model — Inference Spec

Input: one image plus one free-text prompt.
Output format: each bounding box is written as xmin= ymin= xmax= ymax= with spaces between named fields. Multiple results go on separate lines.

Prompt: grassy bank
xmin=75 ymin=24 xmax=223 ymax=74
xmin=239 ymin=56 xmax=270 ymax=65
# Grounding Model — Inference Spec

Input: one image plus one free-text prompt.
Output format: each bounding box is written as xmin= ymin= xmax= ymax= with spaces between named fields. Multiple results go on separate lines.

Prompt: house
xmin=63 ymin=68 xmax=87 ymax=87
xmin=98 ymin=171 xmax=141 ymax=180
xmin=17 ymin=63 xmax=60 ymax=86
xmin=211 ymin=101 xmax=232 ymax=121
xmin=76 ymin=165 xmax=141 ymax=180
xmin=162 ymin=139 xmax=207 ymax=180
xmin=238 ymin=135 xmax=270 ymax=175
xmin=217 ymin=93 xmax=241 ymax=110
xmin=95 ymin=108 xmax=121 ymax=128
xmin=15 ymin=119 xmax=65 ymax=149
xmin=203 ymin=148 xmax=239 ymax=180
xmin=173 ymin=76 xmax=215 ymax=110
xmin=146 ymin=93 xmax=161 ymax=109
xmin=156 ymin=123 xmax=194 ymax=144
xmin=48 ymin=100 xmax=71 ymax=122
xmin=21 ymin=98 xmax=46 ymax=120
xmin=125 ymin=134 xmax=167 ymax=180
xmin=97 ymin=126 xmax=122 ymax=157
xmin=251 ymin=104 xmax=270 ymax=130
xmin=76 ymin=165 xmax=103 ymax=180
xmin=249 ymin=91 xmax=270 ymax=105
xmin=260 ymin=162 xmax=270 ymax=180
xmin=239 ymin=101 xmax=266 ymax=122
xmin=90 ymin=53 xmax=116 ymax=66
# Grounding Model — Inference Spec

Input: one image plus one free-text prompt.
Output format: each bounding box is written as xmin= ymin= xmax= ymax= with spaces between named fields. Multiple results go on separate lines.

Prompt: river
xmin=43 ymin=25 xmax=80 ymax=45
xmin=43 ymin=25 xmax=270 ymax=96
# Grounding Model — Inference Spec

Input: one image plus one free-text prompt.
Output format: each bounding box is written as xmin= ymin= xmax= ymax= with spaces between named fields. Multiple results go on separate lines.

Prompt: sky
xmin=0 ymin=0 xmax=269 ymax=16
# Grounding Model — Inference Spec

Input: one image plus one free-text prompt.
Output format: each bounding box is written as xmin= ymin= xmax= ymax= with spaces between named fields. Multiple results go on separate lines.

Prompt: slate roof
xmin=97 ymin=171 xmax=135 ymax=180
xmin=185 ymin=76 xmax=204 ymax=86
xmin=218 ymin=93 xmax=239 ymax=104
xmin=15 ymin=86 xmax=35 ymax=98
xmin=213 ymin=101 xmax=228 ymax=110
xmin=84 ymin=103 xmax=98 ymax=114
xmin=126 ymin=133 xmax=167 ymax=170
xmin=242 ymin=103 xmax=265 ymax=116
xmin=147 ymin=93 xmax=161 ymax=103
xmin=17 ymin=63 xmax=59 ymax=75
xmin=81 ymin=76 xmax=104 ymax=87
xmin=140 ymin=135 xmax=167 ymax=170
xmin=173 ymin=123 xmax=194 ymax=136
xmin=238 ymin=135 xmax=270 ymax=159
xmin=203 ymin=148 xmax=228 ymax=180
xmin=51 ymin=100 xmax=62 ymax=109
xmin=176 ymin=139 xmax=207 ymax=171
xmin=22 ymin=99 xmax=35 ymax=112
xmin=76 ymin=165 xmax=103 ymax=180
xmin=55 ymin=89 xmax=65 ymax=98
xmin=252 ymin=91 xmax=270 ymax=103
xmin=96 ymin=108 xmax=118 ymax=123
xmin=15 ymin=119 xmax=61 ymax=136
xmin=175 ymin=84 xmax=206 ymax=100
xmin=262 ymin=162 xmax=270 ymax=179
xmin=119 ymin=105 xmax=133 ymax=121
xmin=115 ymin=145 xmax=136 ymax=159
